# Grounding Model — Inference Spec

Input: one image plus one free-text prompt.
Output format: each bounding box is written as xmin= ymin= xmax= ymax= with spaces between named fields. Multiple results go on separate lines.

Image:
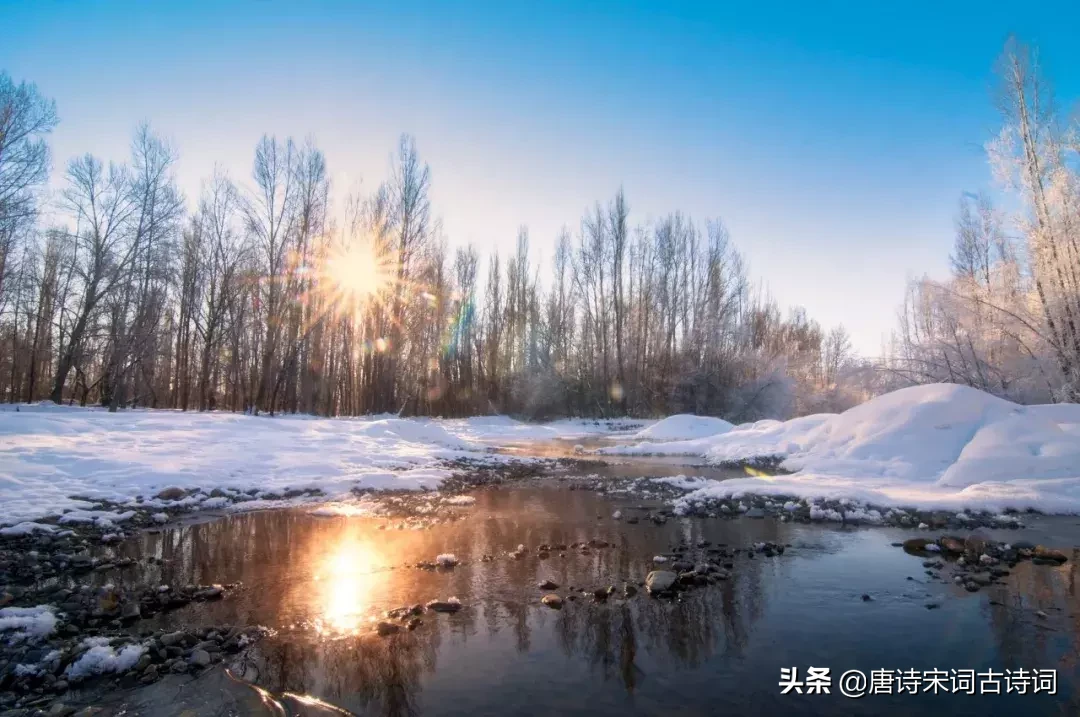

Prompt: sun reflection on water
xmin=312 ymin=533 xmax=379 ymax=637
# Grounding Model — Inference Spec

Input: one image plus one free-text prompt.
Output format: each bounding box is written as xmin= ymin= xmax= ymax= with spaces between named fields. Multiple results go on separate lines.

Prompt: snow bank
xmin=632 ymin=385 xmax=1080 ymax=513
xmin=0 ymin=405 xmax=639 ymax=526
xmin=0 ymin=522 xmax=57 ymax=537
xmin=632 ymin=414 xmax=734 ymax=441
xmin=65 ymin=639 xmax=146 ymax=679
xmin=0 ymin=406 xmax=488 ymax=525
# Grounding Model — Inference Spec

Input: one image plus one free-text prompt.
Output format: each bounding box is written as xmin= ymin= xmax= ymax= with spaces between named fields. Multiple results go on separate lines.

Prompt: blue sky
xmin=4 ymin=0 xmax=1079 ymax=354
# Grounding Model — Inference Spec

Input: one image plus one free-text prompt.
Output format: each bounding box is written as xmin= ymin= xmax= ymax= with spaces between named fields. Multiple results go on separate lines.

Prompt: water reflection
xmin=79 ymin=488 xmax=1080 ymax=716
xmin=314 ymin=532 xmax=383 ymax=636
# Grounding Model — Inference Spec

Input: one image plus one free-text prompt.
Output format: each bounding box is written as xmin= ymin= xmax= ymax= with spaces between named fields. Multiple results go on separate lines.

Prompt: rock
xmin=537 ymin=579 xmax=559 ymax=590
xmin=154 ymin=487 xmax=187 ymax=501
xmin=1036 ymin=610 xmax=1048 ymax=619
xmin=435 ymin=554 xmax=459 ymax=568
xmin=426 ymin=599 xmax=462 ymax=613
xmin=376 ymin=621 xmax=400 ymax=636
xmin=160 ymin=630 xmax=187 ymax=647
xmin=120 ymin=602 xmax=141 ymax=622
xmin=1034 ymin=546 xmax=1069 ymax=564
xmin=195 ymin=585 xmax=223 ymax=600
xmin=744 ymin=507 xmax=765 ymax=519
xmin=861 ymin=594 xmax=872 ymax=602
xmin=188 ymin=649 xmax=211 ymax=667
xmin=624 ymin=584 xmax=638 ymax=598
xmin=47 ymin=705 xmax=75 ymax=717
xmin=407 ymin=618 xmax=422 ymax=631
xmin=1012 ymin=540 xmax=1036 ymax=550
xmin=902 ymin=538 xmax=931 ymax=552
xmin=645 ymin=570 xmax=678 ymax=595
xmin=938 ymin=536 xmax=965 ymax=554
xmin=925 ymin=602 xmax=941 ymax=610
xmin=541 ymin=594 xmax=564 ymax=609
xmin=53 ymin=681 xmax=69 ymax=694
xmin=593 ymin=586 xmax=614 ymax=601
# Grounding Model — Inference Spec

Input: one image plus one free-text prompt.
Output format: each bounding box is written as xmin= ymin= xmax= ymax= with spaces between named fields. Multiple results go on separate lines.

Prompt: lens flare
xmin=319 ymin=234 xmax=395 ymax=312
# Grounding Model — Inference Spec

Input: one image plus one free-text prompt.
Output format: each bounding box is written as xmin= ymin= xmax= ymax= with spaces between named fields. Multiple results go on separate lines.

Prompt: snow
xmin=628 ymin=385 xmax=1080 ymax=514
xmin=0 ymin=404 xmax=643 ymax=526
xmin=0 ymin=405 xmax=518 ymax=526
xmin=0 ymin=606 xmax=57 ymax=643
xmin=632 ymin=414 xmax=734 ymax=441
xmin=0 ymin=522 xmax=57 ymax=537
xmin=440 ymin=415 xmax=647 ymax=443
xmin=65 ymin=641 xmax=146 ymax=679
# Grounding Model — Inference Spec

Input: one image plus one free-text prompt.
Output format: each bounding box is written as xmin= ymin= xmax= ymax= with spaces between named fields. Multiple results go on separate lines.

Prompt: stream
xmin=35 ymin=445 xmax=1080 ymax=716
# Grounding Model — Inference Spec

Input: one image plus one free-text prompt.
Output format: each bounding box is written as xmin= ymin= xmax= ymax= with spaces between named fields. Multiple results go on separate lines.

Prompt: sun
xmin=320 ymin=233 xmax=395 ymax=309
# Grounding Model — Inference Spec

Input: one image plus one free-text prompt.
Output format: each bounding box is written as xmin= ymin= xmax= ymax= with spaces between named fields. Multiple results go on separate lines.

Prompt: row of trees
xmin=886 ymin=40 xmax=1080 ymax=404
xmin=0 ymin=71 xmax=864 ymax=421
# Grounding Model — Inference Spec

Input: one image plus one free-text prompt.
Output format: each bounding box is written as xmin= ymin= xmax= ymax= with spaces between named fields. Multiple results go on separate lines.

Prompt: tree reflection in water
xmin=73 ymin=490 xmax=1080 ymax=715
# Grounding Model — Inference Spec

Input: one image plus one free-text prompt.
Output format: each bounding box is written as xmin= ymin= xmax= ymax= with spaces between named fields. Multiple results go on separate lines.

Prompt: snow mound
xmin=633 ymin=414 xmax=734 ymax=441
xmin=0 ymin=522 xmax=57 ymax=537
xmin=0 ymin=606 xmax=57 ymax=643
xmin=649 ymin=384 xmax=1080 ymax=513
xmin=65 ymin=641 xmax=146 ymax=678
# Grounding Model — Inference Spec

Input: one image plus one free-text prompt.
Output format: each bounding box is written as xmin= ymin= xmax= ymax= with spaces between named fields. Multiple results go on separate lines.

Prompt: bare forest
xmin=2 ymin=40 xmax=1077 ymax=421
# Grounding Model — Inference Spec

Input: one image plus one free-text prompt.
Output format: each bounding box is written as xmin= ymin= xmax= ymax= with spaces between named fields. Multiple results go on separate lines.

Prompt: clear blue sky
xmin=4 ymin=0 xmax=1079 ymax=355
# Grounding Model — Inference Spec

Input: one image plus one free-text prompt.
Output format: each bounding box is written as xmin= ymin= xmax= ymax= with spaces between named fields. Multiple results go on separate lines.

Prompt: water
xmin=77 ymin=483 xmax=1080 ymax=716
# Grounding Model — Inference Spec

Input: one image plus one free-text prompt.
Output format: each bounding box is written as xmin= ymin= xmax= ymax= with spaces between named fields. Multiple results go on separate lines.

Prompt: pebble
xmin=645 ymin=570 xmax=678 ymax=595
xmin=541 ymin=594 xmax=564 ymax=609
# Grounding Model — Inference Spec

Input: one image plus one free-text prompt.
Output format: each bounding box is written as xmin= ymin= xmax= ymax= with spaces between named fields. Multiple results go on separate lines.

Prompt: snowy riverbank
xmin=601 ymin=384 xmax=1080 ymax=514
xmin=0 ymin=404 xmax=636 ymax=527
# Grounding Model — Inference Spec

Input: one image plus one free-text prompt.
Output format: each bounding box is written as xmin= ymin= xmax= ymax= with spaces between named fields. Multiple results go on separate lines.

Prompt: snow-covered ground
xmin=0 ymin=405 xmax=636 ymax=527
xmin=5 ymin=385 xmax=1080 ymax=526
xmin=434 ymin=415 xmax=647 ymax=444
xmin=602 ymin=384 xmax=1080 ymax=513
